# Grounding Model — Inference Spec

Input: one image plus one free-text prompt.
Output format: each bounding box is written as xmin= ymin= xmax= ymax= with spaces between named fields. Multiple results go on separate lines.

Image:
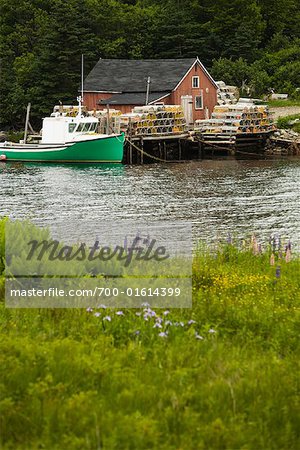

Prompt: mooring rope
xmin=125 ymin=138 xmax=168 ymax=163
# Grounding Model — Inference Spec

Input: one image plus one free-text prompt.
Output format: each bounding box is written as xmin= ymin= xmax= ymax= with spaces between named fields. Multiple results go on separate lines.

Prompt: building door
xmin=181 ymin=95 xmax=193 ymax=126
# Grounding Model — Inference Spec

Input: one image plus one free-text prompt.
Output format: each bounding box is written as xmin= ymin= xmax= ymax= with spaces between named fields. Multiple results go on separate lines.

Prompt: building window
xmin=195 ymin=92 xmax=203 ymax=110
xmin=192 ymin=76 xmax=199 ymax=88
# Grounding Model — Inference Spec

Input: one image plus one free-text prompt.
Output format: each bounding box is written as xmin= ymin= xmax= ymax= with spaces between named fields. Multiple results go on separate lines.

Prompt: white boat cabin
xmin=41 ymin=115 xmax=99 ymax=144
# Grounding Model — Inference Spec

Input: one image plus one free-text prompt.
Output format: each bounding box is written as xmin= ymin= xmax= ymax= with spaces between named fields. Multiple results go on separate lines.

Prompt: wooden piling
xmin=140 ymin=138 xmax=144 ymax=164
xmin=128 ymin=118 xmax=133 ymax=165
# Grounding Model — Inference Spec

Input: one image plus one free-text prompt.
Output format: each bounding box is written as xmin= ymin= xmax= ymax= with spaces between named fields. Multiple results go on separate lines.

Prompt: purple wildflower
xmin=165 ymin=320 xmax=173 ymax=326
xmin=134 ymin=330 xmax=140 ymax=336
xmin=208 ymin=328 xmax=216 ymax=334
xmin=116 ymin=311 xmax=124 ymax=316
xmin=86 ymin=307 xmax=93 ymax=313
xmin=141 ymin=302 xmax=150 ymax=308
xmin=98 ymin=304 xmax=106 ymax=309
xmin=153 ymin=322 xmax=163 ymax=329
xmin=94 ymin=312 xmax=101 ymax=317
xmin=188 ymin=320 xmax=196 ymax=325
xmin=163 ymin=310 xmax=170 ymax=316
xmin=195 ymin=332 xmax=204 ymax=340
xmin=103 ymin=316 xmax=111 ymax=322
xmin=135 ymin=312 xmax=142 ymax=317
xmin=158 ymin=332 xmax=168 ymax=338
xmin=275 ymin=266 xmax=281 ymax=279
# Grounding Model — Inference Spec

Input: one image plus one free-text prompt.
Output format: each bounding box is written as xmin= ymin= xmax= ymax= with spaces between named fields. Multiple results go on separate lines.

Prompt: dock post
xmin=163 ymin=140 xmax=167 ymax=161
xmin=24 ymin=103 xmax=31 ymax=144
xmin=128 ymin=118 xmax=133 ymax=165
xmin=198 ymin=140 xmax=202 ymax=160
xmin=140 ymin=138 xmax=144 ymax=164
xmin=178 ymin=139 xmax=182 ymax=160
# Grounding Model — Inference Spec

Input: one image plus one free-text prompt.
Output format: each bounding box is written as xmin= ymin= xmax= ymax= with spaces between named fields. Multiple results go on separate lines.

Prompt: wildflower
xmin=180 ymin=322 xmax=185 ymax=327
xmin=141 ymin=302 xmax=150 ymax=308
xmin=153 ymin=322 xmax=162 ymax=329
xmin=278 ymin=236 xmax=282 ymax=250
xmin=163 ymin=310 xmax=170 ymax=316
xmin=103 ymin=316 xmax=111 ymax=322
xmin=134 ymin=330 xmax=140 ymax=336
xmin=275 ymin=266 xmax=281 ymax=279
xmin=285 ymin=248 xmax=292 ymax=263
xmin=165 ymin=320 xmax=173 ymax=326
xmin=208 ymin=328 xmax=216 ymax=334
xmin=98 ymin=304 xmax=106 ymax=309
xmin=195 ymin=332 xmax=204 ymax=340
xmin=188 ymin=320 xmax=196 ymax=325
xmin=135 ymin=312 xmax=142 ymax=317
xmin=116 ymin=311 xmax=124 ymax=316
xmin=86 ymin=307 xmax=93 ymax=313
xmin=143 ymin=308 xmax=156 ymax=318
xmin=158 ymin=332 xmax=168 ymax=338
xmin=270 ymin=253 xmax=275 ymax=266
xmin=94 ymin=312 xmax=101 ymax=317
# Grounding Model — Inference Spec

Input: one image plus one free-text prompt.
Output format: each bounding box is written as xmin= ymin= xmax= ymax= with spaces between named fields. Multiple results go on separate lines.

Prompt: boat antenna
xmin=77 ymin=54 xmax=84 ymax=117
xmin=145 ymin=76 xmax=151 ymax=105
xmin=81 ymin=54 xmax=84 ymax=104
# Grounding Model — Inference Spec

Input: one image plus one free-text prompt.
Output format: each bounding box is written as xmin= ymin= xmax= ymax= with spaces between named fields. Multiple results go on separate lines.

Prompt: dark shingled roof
xmin=84 ymin=58 xmax=197 ymax=93
xmin=99 ymin=92 xmax=170 ymax=106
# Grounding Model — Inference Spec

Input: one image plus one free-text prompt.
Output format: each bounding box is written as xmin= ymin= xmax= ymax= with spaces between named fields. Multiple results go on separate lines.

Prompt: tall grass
xmin=0 ymin=220 xmax=299 ymax=449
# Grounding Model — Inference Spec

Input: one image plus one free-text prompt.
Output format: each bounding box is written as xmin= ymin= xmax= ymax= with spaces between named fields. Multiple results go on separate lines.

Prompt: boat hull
xmin=0 ymin=134 xmax=124 ymax=163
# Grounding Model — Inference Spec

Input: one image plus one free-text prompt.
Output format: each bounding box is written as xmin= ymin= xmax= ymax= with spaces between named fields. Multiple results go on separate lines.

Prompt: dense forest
xmin=0 ymin=0 xmax=300 ymax=128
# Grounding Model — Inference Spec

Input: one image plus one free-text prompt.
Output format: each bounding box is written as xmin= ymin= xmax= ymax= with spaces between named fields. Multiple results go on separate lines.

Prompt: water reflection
xmin=1 ymin=159 xmax=299 ymax=245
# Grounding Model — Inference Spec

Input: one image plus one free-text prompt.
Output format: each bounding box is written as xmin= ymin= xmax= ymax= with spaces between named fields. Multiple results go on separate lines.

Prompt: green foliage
xmin=0 ymin=218 xmax=300 ymax=449
xmin=0 ymin=0 xmax=300 ymax=128
xmin=276 ymin=114 xmax=300 ymax=130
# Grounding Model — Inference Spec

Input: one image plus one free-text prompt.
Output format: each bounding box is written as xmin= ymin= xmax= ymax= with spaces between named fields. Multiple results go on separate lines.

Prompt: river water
xmin=1 ymin=158 xmax=299 ymax=248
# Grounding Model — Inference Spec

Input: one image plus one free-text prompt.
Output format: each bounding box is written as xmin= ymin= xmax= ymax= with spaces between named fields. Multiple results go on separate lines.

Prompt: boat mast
xmin=81 ymin=54 xmax=84 ymax=105
xmin=77 ymin=54 xmax=84 ymax=117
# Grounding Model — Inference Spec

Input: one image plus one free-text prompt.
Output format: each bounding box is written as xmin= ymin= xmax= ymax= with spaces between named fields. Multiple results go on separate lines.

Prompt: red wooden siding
xmin=83 ymin=61 xmax=217 ymax=120
xmin=83 ymin=92 xmax=113 ymax=111
xmin=169 ymin=63 xmax=217 ymax=120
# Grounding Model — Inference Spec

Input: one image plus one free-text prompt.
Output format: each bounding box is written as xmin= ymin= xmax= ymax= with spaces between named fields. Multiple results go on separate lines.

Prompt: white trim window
xmin=192 ymin=76 xmax=200 ymax=88
xmin=195 ymin=91 xmax=203 ymax=110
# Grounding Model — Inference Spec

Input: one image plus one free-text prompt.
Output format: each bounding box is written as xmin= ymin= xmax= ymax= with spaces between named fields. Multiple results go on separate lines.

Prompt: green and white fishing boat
xmin=0 ymin=98 xmax=124 ymax=163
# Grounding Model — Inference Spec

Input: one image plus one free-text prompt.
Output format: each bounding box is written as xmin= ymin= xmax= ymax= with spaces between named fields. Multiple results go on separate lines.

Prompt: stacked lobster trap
xmin=121 ymin=105 xmax=186 ymax=136
xmin=194 ymin=101 xmax=276 ymax=135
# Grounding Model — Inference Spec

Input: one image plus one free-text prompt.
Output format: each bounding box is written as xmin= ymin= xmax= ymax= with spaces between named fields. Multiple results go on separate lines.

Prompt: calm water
xmin=1 ymin=158 xmax=299 ymax=247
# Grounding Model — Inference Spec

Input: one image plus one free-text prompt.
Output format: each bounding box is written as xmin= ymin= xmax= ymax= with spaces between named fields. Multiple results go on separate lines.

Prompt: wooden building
xmin=83 ymin=58 xmax=218 ymax=123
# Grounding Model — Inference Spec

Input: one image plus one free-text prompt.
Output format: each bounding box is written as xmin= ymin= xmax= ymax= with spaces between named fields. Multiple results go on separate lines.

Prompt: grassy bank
xmin=276 ymin=114 xmax=300 ymax=133
xmin=267 ymin=99 xmax=300 ymax=108
xmin=0 ymin=224 xmax=299 ymax=449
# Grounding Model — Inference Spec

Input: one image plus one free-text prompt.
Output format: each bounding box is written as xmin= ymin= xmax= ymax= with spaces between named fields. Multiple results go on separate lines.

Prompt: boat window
xmin=90 ymin=122 xmax=98 ymax=132
xmin=82 ymin=123 xmax=91 ymax=132
xmin=68 ymin=123 xmax=77 ymax=133
xmin=76 ymin=123 xmax=85 ymax=132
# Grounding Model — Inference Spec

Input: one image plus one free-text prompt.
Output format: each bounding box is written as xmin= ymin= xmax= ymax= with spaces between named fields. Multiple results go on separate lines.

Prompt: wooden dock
xmin=122 ymin=130 xmax=277 ymax=164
